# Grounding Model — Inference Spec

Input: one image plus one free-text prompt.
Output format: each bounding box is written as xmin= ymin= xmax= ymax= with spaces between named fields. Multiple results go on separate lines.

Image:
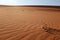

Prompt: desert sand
xmin=0 ymin=6 xmax=60 ymax=40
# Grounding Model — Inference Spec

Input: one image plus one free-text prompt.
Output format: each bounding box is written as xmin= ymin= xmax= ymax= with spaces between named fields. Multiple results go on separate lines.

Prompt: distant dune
xmin=0 ymin=6 xmax=60 ymax=40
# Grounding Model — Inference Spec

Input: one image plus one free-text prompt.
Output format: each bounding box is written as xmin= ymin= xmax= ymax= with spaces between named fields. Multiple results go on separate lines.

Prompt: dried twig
xmin=42 ymin=24 xmax=60 ymax=35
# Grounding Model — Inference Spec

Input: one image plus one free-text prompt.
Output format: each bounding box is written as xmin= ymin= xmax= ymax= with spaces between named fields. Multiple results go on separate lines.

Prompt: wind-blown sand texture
xmin=0 ymin=6 xmax=60 ymax=40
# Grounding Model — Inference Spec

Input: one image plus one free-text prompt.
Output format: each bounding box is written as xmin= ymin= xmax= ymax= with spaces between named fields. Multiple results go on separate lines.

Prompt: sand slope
xmin=0 ymin=6 xmax=60 ymax=40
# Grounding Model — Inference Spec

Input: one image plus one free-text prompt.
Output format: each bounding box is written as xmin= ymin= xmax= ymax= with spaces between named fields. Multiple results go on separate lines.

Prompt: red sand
xmin=0 ymin=6 xmax=60 ymax=40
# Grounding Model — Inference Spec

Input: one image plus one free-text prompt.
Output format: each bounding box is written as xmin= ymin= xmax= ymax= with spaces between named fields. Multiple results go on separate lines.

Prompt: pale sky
xmin=0 ymin=0 xmax=60 ymax=6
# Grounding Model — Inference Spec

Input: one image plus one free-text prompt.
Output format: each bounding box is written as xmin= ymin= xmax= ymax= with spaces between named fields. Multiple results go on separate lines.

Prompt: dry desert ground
xmin=0 ymin=6 xmax=60 ymax=40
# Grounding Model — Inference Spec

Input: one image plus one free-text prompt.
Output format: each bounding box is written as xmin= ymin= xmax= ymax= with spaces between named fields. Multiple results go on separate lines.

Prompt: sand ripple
xmin=0 ymin=7 xmax=60 ymax=40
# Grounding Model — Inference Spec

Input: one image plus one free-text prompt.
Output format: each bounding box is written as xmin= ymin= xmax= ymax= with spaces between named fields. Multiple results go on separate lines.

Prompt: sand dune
xmin=0 ymin=6 xmax=60 ymax=40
